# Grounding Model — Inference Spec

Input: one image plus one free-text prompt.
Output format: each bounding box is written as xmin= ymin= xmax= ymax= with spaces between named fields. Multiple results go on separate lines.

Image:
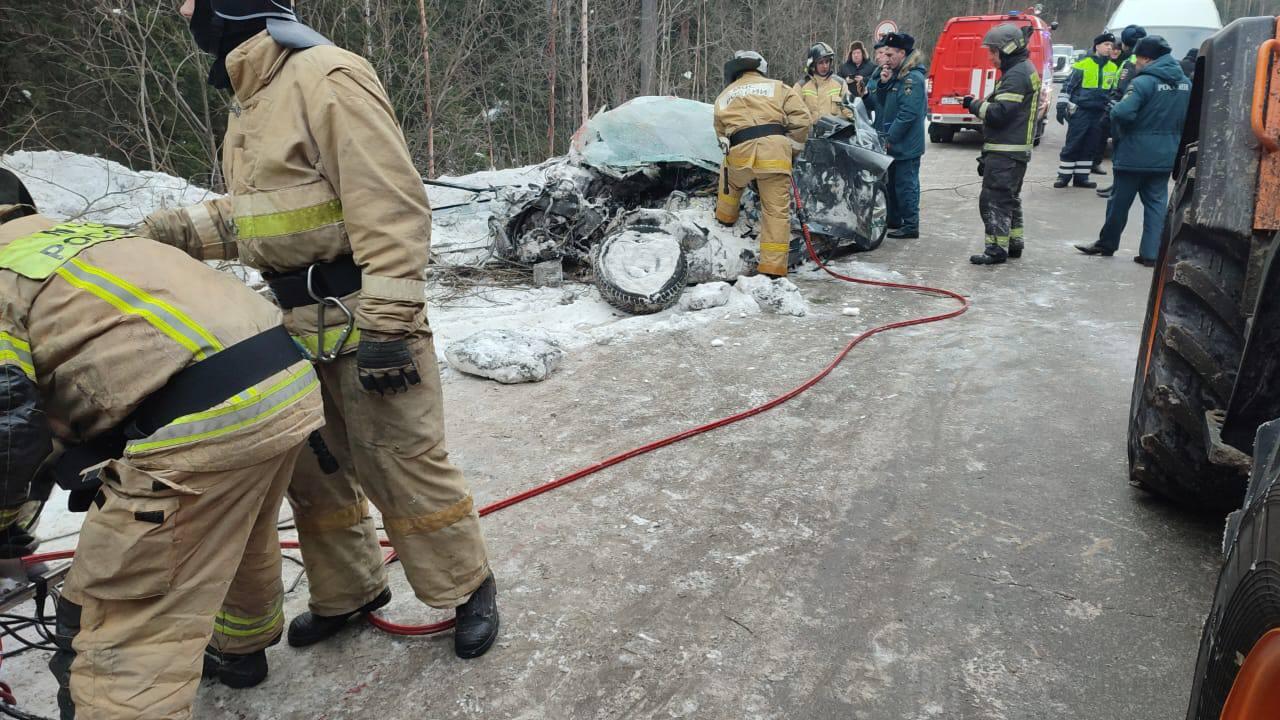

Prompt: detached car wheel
xmin=591 ymin=225 xmax=687 ymax=315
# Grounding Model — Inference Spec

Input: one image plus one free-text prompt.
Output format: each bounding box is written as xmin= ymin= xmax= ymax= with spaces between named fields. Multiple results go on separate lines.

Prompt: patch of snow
xmin=1 ymin=150 xmax=216 ymax=226
xmin=842 ymin=306 xmax=861 ymax=316
xmin=679 ymin=281 xmax=732 ymax=312
xmin=444 ymin=329 xmax=564 ymax=384
xmin=710 ymin=338 xmax=725 ymax=347
xmin=734 ymin=275 xmax=809 ymax=317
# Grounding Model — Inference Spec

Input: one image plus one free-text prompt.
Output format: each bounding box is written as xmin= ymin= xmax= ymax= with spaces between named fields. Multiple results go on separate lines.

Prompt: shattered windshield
xmin=570 ymin=96 xmax=723 ymax=176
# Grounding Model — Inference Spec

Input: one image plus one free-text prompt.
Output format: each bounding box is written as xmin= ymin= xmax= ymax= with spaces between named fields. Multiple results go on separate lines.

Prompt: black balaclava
xmin=189 ymin=0 xmax=268 ymax=90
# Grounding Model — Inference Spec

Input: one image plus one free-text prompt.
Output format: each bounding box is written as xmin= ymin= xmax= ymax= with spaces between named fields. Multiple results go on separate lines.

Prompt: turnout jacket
xmin=0 ymin=212 xmax=321 ymax=517
xmin=973 ymin=49 xmax=1041 ymax=160
xmin=142 ymin=31 xmax=432 ymax=353
xmin=793 ymin=74 xmax=853 ymax=123
xmin=713 ymin=70 xmax=811 ymax=175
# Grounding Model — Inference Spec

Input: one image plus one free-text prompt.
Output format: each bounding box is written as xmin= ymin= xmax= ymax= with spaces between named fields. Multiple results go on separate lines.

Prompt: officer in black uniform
xmin=964 ymin=24 xmax=1041 ymax=266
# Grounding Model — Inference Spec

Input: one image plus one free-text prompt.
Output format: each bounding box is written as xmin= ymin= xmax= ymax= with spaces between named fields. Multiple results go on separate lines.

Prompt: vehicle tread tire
xmin=1127 ymin=151 xmax=1250 ymax=511
xmin=1185 ymin=419 xmax=1280 ymax=719
xmin=590 ymin=228 xmax=688 ymax=315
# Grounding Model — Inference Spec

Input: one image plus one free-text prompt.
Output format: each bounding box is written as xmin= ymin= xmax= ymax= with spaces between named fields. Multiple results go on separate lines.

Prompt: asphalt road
xmin=13 ymin=120 xmax=1226 ymax=719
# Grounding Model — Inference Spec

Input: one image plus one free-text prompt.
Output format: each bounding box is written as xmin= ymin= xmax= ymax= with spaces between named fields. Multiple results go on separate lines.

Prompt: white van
xmin=1105 ymin=0 xmax=1223 ymax=58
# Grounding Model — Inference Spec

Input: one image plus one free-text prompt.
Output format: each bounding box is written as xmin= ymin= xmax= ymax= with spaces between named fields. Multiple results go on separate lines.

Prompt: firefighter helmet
xmin=805 ymin=42 xmax=836 ymax=77
xmin=982 ymin=23 xmax=1028 ymax=57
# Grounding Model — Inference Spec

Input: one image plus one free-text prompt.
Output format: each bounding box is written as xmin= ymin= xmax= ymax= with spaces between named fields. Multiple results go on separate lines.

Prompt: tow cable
xmin=17 ymin=176 xmax=969 ymax=644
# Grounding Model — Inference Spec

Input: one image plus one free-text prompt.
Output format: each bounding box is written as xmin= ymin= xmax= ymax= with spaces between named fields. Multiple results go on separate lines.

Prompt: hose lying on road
xmin=20 ymin=176 xmax=970 ymax=641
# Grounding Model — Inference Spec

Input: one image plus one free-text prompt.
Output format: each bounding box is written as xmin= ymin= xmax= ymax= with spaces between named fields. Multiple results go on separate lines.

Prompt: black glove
xmin=1055 ymin=103 xmax=1068 ymax=125
xmin=962 ymin=95 xmax=975 ymax=110
xmin=976 ymin=156 xmax=985 ymax=177
xmin=356 ymin=338 xmax=422 ymax=395
xmin=0 ymin=518 xmax=36 ymax=560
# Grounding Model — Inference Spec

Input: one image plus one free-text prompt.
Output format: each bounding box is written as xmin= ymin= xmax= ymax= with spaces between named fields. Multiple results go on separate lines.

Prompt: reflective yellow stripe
xmin=983 ymin=142 xmax=1032 ymax=152
xmin=127 ymin=365 xmax=318 ymax=453
xmin=214 ymin=598 xmax=284 ymax=638
xmin=0 ymin=508 xmax=20 ymax=526
xmin=1025 ymin=72 xmax=1042 ymax=146
xmin=759 ymin=242 xmax=790 ymax=252
xmin=802 ymin=90 xmax=819 ymax=96
xmin=751 ymin=159 xmax=793 ymax=171
xmin=0 ymin=332 xmax=34 ymax=379
xmin=55 ymin=259 xmax=223 ymax=361
xmin=234 ymin=199 xmax=343 ymax=240
xmin=0 ymin=223 xmax=127 ymax=280
xmin=294 ymin=326 xmax=360 ymax=358
xmin=993 ymin=92 xmax=1025 ymax=102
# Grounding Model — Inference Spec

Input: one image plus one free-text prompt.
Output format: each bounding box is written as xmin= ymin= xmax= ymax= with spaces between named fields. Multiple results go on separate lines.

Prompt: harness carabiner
xmin=305 ymin=264 xmax=355 ymax=363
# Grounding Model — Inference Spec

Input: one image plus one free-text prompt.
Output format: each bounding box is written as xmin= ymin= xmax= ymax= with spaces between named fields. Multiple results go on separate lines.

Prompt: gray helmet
xmin=982 ymin=23 xmax=1028 ymax=56
xmin=724 ymin=50 xmax=769 ymax=85
xmin=805 ymin=42 xmax=836 ymax=76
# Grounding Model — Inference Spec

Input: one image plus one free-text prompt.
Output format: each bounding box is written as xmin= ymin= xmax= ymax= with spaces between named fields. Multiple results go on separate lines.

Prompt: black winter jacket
xmin=973 ymin=50 xmax=1041 ymax=159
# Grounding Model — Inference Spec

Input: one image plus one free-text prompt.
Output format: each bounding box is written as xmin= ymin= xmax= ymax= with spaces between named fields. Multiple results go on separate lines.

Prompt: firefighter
xmin=963 ymin=24 xmax=1041 ymax=266
xmin=856 ymin=32 xmax=927 ymax=239
xmin=713 ymin=50 xmax=810 ymax=277
xmin=1097 ymin=24 xmax=1147 ymax=197
xmin=144 ymin=0 xmax=499 ymax=660
xmin=1055 ymin=32 xmax=1118 ymax=188
xmin=0 ymin=171 xmax=324 ymax=717
xmin=794 ymin=42 xmax=853 ymax=124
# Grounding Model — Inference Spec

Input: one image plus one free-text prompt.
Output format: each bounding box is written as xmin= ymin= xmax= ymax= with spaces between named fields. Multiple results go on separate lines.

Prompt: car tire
xmin=858 ymin=181 xmax=888 ymax=252
xmin=591 ymin=225 xmax=687 ymax=315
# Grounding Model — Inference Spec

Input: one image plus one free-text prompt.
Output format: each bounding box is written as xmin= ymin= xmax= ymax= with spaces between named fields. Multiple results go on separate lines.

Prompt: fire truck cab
xmin=926 ymin=10 xmax=1057 ymax=144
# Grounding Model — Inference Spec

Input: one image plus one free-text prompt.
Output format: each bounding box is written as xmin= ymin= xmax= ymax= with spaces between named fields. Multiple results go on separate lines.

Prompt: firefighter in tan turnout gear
xmin=144 ymin=0 xmax=499 ymax=661
xmin=0 ymin=172 xmax=324 ymax=718
xmin=714 ymin=51 xmax=811 ymax=277
xmin=794 ymin=42 xmax=853 ymax=124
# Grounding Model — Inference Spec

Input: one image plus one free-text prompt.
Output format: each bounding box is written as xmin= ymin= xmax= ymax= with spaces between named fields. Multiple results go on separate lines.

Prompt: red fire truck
xmin=926 ymin=10 xmax=1058 ymax=144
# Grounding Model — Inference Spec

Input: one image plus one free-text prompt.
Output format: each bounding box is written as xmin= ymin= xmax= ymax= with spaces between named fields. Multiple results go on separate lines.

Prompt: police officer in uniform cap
xmin=1055 ymin=32 xmax=1119 ymax=188
xmin=856 ymin=31 xmax=927 ymax=239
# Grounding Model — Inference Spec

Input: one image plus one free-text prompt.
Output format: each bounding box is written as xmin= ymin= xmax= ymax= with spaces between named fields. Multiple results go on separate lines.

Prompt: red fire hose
xmin=21 ymin=177 xmax=968 ymax=639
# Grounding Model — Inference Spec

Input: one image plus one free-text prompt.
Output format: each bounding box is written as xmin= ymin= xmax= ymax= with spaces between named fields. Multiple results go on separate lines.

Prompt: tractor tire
xmin=1127 ymin=145 xmax=1251 ymax=512
xmin=591 ymin=225 xmax=687 ymax=315
xmin=1185 ymin=418 xmax=1280 ymax=719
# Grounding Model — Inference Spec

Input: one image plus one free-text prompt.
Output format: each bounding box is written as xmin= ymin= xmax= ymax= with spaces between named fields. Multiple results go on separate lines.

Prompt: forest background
xmin=0 ymin=0 xmax=1269 ymax=187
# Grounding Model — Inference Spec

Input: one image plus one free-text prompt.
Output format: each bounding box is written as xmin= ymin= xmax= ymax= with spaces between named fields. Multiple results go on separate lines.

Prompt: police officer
xmin=714 ymin=51 xmax=811 ymax=277
xmin=964 ymin=24 xmax=1041 ymax=266
xmin=1055 ymin=32 xmax=1118 ymax=188
xmin=146 ymin=0 xmax=499 ymax=661
xmin=0 ymin=171 xmax=325 ymax=717
xmin=1097 ymin=24 xmax=1147 ymax=197
xmin=1075 ymin=36 xmax=1190 ymax=265
xmin=856 ymin=32 xmax=927 ymax=239
xmin=795 ymin=42 xmax=852 ymax=124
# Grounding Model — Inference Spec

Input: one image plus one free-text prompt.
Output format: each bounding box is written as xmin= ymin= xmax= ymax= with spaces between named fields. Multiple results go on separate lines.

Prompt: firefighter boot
xmin=970 ymin=244 xmax=1008 ymax=265
xmin=203 ymin=648 xmax=269 ymax=689
xmin=455 ymin=573 xmax=500 ymax=659
xmin=1008 ymin=237 xmax=1024 ymax=259
xmin=287 ymin=587 xmax=392 ymax=647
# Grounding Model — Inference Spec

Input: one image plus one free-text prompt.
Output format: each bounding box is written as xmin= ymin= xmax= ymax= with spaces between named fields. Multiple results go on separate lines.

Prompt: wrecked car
xmin=488 ymin=95 xmax=891 ymax=315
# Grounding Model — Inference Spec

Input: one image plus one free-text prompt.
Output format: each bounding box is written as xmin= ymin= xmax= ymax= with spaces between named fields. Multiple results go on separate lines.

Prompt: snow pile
xmin=427 ymin=161 xmax=553 ymax=267
xmin=678 ymin=281 xmax=733 ymax=311
xmin=444 ymin=329 xmax=564 ymax=384
xmin=1 ymin=150 xmax=217 ymax=226
xmin=734 ymin=275 xmax=809 ymax=317
xmin=666 ymin=195 xmax=758 ymax=284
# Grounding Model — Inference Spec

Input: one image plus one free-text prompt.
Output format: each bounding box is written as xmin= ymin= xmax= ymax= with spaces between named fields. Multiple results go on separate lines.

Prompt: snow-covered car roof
xmin=569 ymin=96 xmax=722 ymax=178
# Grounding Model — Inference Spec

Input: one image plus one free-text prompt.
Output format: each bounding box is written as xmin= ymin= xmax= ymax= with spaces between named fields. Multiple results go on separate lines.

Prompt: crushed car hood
xmin=570 ymin=96 xmax=723 ymax=178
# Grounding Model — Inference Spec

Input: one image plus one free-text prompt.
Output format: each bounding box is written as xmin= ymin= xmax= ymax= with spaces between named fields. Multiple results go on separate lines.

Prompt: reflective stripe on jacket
xmin=974 ymin=52 xmax=1041 ymax=158
xmin=793 ymin=75 xmax=853 ymax=123
xmin=0 ymin=214 xmax=320 ymax=467
xmin=1064 ymin=55 xmax=1119 ymax=111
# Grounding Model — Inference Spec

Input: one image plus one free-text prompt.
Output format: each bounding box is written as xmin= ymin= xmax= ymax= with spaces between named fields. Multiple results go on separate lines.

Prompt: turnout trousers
xmin=716 ymin=164 xmax=793 ymax=277
xmin=287 ymin=330 xmax=491 ymax=616
xmin=51 ymin=443 xmax=306 ymax=719
xmin=1058 ymin=107 xmax=1105 ymax=181
xmin=979 ymin=153 xmax=1028 ymax=249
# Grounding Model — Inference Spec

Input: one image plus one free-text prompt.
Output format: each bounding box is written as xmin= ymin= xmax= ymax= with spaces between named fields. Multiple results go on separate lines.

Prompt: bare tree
xmin=415 ymin=0 xmax=435 ymax=178
xmin=580 ymin=0 xmax=590 ymax=125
